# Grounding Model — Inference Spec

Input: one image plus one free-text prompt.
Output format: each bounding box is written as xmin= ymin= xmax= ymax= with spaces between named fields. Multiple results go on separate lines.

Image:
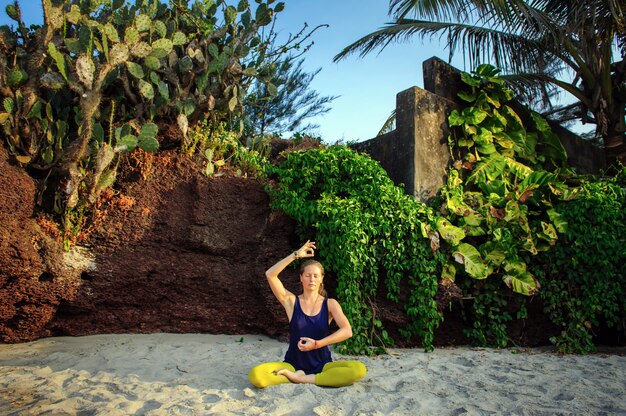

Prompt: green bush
xmin=533 ymin=168 xmax=626 ymax=353
xmin=266 ymin=145 xmax=444 ymax=354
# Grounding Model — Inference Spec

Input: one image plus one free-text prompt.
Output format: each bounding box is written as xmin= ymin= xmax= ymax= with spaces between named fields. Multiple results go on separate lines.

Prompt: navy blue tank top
xmin=284 ymin=296 xmax=332 ymax=374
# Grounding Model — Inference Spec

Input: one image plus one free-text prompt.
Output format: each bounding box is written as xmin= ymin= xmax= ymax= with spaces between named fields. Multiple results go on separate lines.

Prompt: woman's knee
xmin=353 ymin=361 xmax=367 ymax=381
xmin=248 ymin=366 xmax=267 ymax=388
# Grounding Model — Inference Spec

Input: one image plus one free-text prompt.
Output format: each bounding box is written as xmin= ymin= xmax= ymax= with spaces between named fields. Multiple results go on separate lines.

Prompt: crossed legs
xmin=248 ymin=361 xmax=367 ymax=388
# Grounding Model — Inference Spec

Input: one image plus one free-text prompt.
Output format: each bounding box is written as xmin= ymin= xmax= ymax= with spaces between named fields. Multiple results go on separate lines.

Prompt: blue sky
xmin=1 ymin=0 xmax=467 ymax=143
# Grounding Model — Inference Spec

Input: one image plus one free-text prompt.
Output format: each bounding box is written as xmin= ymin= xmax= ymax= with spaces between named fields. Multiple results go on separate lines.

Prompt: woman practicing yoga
xmin=248 ymin=240 xmax=367 ymax=388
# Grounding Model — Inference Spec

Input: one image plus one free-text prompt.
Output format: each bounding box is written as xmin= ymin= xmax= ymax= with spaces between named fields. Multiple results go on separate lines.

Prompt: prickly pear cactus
xmin=0 ymin=0 xmax=285 ymax=235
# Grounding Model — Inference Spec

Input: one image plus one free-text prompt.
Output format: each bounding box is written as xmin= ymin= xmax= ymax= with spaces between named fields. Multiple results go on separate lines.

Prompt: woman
xmin=248 ymin=240 xmax=367 ymax=388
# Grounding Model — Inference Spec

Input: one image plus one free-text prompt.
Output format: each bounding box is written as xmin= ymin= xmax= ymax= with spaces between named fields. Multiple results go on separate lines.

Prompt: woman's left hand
xmin=297 ymin=337 xmax=317 ymax=351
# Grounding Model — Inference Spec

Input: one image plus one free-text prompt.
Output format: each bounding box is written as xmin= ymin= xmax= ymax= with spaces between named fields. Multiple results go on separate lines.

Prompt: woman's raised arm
xmin=265 ymin=240 xmax=316 ymax=307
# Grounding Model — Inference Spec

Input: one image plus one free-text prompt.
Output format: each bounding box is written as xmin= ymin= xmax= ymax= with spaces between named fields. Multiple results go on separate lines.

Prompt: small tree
xmin=243 ymin=56 xmax=337 ymax=137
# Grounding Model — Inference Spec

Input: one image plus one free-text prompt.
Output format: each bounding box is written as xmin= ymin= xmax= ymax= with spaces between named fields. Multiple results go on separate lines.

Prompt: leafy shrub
xmin=266 ymin=145 xmax=444 ymax=353
xmin=438 ymin=64 xmax=580 ymax=347
xmin=533 ymin=168 xmax=626 ymax=353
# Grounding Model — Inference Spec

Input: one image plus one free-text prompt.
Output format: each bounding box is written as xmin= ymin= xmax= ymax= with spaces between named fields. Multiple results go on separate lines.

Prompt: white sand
xmin=0 ymin=334 xmax=624 ymax=416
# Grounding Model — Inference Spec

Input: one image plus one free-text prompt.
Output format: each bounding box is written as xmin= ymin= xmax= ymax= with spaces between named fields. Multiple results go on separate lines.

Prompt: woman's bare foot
xmin=275 ymin=369 xmax=315 ymax=384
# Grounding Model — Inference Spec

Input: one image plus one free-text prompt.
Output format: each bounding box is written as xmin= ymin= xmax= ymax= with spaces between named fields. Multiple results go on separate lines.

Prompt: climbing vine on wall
xmin=266 ymin=146 xmax=445 ymax=354
xmin=533 ymin=169 xmax=626 ymax=353
xmin=439 ymin=64 xmax=580 ymax=346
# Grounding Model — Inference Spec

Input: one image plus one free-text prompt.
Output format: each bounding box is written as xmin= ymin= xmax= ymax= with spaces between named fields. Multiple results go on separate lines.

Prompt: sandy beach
xmin=0 ymin=334 xmax=624 ymax=416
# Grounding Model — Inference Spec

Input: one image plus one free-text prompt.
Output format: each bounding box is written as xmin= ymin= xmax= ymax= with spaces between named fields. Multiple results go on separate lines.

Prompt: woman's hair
xmin=299 ymin=260 xmax=327 ymax=297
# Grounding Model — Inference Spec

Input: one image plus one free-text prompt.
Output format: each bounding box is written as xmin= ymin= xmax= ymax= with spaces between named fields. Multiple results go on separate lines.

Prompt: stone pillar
xmin=395 ymin=87 xmax=455 ymax=202
xmin=423 ymin=56 xmax=464 ymax=101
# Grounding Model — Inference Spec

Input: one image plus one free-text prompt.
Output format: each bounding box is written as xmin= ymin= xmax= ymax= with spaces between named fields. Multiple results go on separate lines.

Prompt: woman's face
xmin=300 ymin=264 xmax=323 ymax=292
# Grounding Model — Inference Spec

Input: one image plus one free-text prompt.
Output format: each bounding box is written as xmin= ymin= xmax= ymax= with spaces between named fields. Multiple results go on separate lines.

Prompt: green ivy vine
xmin=533 ymin=168 xmax=626 ymax=353
xmin=266 ymin=146 xmax=445 ymax=354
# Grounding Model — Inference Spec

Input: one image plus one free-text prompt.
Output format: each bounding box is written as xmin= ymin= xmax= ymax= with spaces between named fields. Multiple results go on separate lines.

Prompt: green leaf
xmin=116 ymin=134 xmax=138 ymax=152
xmin=460 ymin=72 xmax=480 ymax=87
xmin=138 ymin=79 xmax=154 ymax=99
xmin=151 ymin=38 xmax=173 ymax=58
xmin=502 ymin=262 xmax=538 ymax=295
xmin=135 ymin=14 xmax=151 ymax=32
xmin=7 ymin=69 xmax=27 ymax=86
xmin=182 ymin=100 xmax=195 ymax=116
xmin=228 ymin=95 xmax=238 ymax=112
xmin=3 ymin=97 xmax=15 ymax=114
xmin=26 ymin=101 xmax=41 ymax=119
xmin=255 ymin=3 xmax=273 ymax=26
xmin=530 ymin=112 xmax=567 ymax=165
xmin=467 ymin=154 xmax=506 ymax=183
xmin=225 ymin=5 xmax=237 ymax=25
xmin=208 ymin=44 xmax=219 ymax=59
xmin=480 ymin=242 xmax=506 ymax=267
xmin=441 ymin=262 xmax=457 ymax=281
xmin=126 ymin=61 xmax=145 ymax=78
xmin=172 ymin=31 xmax=187 ymax=46
xmin=109 ymin=43 xmax=129 ymax=65
xmin=103 ymin=23 xmax=119 ymax=42
xmin=138 ymin=135 xmax=159 ymax=152
xmin=139 ymin=122 xmax=158 ymax=140
xmin=178 ymin=55 xmax=193 ymax=72
xmin=144 ymin=55 xmax=161 ymax=70
xmin=205 ymin=162 xmax=215 ymax=176
xmin=436 ymin=217 xmax=465 ymax=246
xmin=462 ymin=107 xmax=488 ymax=125
xmin=504 ymin=157 xmax=532 ymax=179
xmin=547 ymin=209 xmax=567 ymax=233
xmin=453 ymin=243 xmax=490 ymax=279
xmin=207 ymin=52 xmax=227 ymax=73
xmin=93 ymin=122 xmax=105 ymax=143
xmin=42 ymin=146 xmax=54 ymax=164
xmin=242 ymin=67 xmax=257 ymax=76
xmin=153 ymin=20 xmax=167 ymax=38
xmin=125 ymin=27 xmax=139 ymax=44
xmin=457 ymin=90 xmax=477 ymax=102
xmin=448 ymin=109 xmax=464 ymax=127
xmin=157 ymin=81 xmax=169 ymax=100
xmin=237 ymin=0 xmax=249 ymax=12
xmin=474 ymin=64 xmax=500 ymax=78
xmin=48 ymin=42 xmax=68 ymax=80
xmin=66 ymin=5 xmax=81 ymax=24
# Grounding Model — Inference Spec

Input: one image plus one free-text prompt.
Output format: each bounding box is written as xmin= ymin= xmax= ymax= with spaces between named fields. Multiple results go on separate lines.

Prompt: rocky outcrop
xmin=0 ymin=146 xmax=84 ymax=342
xmin=44 ymin=153 xmax=300 ymax=340
xmin=0 ymin=148 xmax=568 ymax=348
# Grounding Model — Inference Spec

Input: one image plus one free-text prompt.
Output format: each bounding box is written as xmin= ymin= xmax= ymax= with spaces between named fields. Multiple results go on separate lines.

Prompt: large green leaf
xmin=504 ymin=156 xmax=532 ymax=179
xmin=502 ymin=261 xmax=539 ymax=295
xmin=462 ymin=107 xmax=488 ymax=125
xmin=436 ymin=217 xmax=466 ymax=246
xmin=467 ymin=154 xmax=506 ymax=183
xmin=547 ymin=209 xmax=567 ymax=233
xmin=530 ymin=112 xmax=567 ymax=165
xmin=116 ymin=134 xmax=138 ymax=152
xmin=453 ymin=243 xmax=490 ymax=279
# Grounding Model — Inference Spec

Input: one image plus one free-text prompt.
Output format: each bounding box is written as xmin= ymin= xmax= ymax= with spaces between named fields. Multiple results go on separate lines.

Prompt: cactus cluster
xmin=0 ymin=0 xmax=283 ymax=219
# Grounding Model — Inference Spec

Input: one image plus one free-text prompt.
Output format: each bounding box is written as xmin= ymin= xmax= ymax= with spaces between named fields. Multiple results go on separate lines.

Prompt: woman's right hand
xmin=295 ymin=240 xmax=316 ymax=259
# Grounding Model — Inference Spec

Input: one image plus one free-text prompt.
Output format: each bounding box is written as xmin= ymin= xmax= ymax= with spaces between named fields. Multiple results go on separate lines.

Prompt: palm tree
xmin=335 ymin=0 xmax=626 ymax=167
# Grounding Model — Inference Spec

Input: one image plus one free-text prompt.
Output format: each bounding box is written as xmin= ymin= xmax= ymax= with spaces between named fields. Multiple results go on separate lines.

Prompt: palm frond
xmin=377 ymin=109 xmax=397 ymax=136
xmin=334 ymin=19 xmax=554 ymax=73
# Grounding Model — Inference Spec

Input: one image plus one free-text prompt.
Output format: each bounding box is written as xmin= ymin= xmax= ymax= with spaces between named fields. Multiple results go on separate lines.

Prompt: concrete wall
xmin=353 ymin=57 xmax=606 ymax=202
